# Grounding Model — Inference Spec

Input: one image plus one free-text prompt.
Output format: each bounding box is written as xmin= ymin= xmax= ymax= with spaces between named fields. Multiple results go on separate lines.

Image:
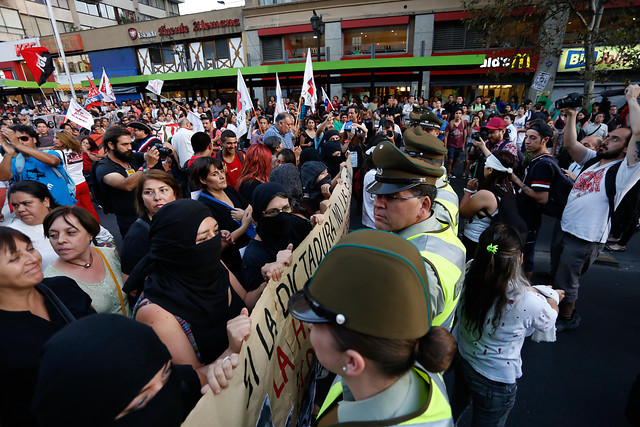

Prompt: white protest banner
xmin=187 ymin=110 xmax=204 ymax=133
xmin=184 ymin=163 xmax=353 ymax=427
xmin=146 ymin=79 xmax=164 ymax=96
xmin=65 ymin=98 xmax=94 ymax=130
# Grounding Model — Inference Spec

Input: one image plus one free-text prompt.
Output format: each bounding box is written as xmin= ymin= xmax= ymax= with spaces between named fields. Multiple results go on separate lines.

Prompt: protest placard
xmin=184 ymin=164 xmax=352 ymax=427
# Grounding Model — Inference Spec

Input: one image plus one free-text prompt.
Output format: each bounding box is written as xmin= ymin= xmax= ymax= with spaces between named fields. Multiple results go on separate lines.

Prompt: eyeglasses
xmin=18 ymin=136 xmax=31 ymax=142
xmin=263 ymin=204 xmax=292 ymax=217
xmin=377 ymin=193 xmax=424 ymax=201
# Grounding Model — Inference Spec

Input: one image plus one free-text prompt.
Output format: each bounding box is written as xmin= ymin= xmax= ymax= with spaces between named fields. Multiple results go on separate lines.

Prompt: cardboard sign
xmin=183 ymin=164 xmax=353 ymax=427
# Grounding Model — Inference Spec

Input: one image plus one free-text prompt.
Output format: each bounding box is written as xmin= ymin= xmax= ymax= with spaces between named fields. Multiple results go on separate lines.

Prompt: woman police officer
xmin=288 ymin=229 xmax=457 ymax=426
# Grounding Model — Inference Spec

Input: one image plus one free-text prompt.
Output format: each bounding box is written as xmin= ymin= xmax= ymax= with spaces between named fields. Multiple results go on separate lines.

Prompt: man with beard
xmin=552 ymin=85 xmax=640 ymax=331
xmin=95 ymin=126 xmax=160 ymax=236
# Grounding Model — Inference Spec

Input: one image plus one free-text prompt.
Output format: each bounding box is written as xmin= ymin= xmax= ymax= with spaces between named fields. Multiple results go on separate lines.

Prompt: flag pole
xmin=295 ymin=95 xmax=303 ymax=130
xmin=250 ymin=108 xmax=264 ymax=138
xmin=44 ymin=0 xmax=77 ymax=100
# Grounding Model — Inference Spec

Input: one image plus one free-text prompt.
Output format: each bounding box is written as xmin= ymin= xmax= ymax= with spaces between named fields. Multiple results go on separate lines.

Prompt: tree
xmin=462 ymin=0 xmax=640 ymax=109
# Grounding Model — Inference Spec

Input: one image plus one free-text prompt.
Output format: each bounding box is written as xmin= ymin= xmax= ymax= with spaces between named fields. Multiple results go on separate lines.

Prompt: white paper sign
xmin=65 ymin=99 xmax=94 ymax=130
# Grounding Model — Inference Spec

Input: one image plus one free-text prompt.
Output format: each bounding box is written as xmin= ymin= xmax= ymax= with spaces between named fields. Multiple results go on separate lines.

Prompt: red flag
xmin=19 ymin=47 xmax=54 ymax=86
xmin=84 ymin=77 xmax=104 ymax=110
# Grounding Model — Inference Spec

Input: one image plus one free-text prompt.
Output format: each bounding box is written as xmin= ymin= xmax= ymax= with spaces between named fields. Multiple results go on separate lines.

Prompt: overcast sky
xmin=179 ymin=0 xmax=245 ymax=15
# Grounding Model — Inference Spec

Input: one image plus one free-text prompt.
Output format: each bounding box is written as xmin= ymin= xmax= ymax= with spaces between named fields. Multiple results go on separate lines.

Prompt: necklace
xmin=64 ymin=251 xmax=93 ymax=268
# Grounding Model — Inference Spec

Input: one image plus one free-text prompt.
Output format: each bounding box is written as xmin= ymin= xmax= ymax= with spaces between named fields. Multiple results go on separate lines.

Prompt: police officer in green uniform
xmin=289 ymin=229 xmax=456 ymax=426
xmin=366 ymin=141 xmax=465 ymax=331
xmin=403 ymin=126 xmax=460 ymax=234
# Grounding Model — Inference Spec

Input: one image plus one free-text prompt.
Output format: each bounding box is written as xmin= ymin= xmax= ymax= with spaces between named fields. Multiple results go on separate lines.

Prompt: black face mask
xmin=114 ymin=370 xmax=183 ymax=427
xmin=309 ymin=176 xmax=332 ymax=201
xmin=257 ymin=212 xmax=312 ymax=258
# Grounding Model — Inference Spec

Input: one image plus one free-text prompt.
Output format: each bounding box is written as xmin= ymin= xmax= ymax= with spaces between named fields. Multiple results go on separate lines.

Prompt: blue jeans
xmin=451 ymin=355 xmax=517 ymax=427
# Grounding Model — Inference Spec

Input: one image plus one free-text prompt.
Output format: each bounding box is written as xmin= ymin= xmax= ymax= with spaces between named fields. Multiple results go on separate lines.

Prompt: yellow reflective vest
xmin=317 ymin=367 xmax=453 ymax=427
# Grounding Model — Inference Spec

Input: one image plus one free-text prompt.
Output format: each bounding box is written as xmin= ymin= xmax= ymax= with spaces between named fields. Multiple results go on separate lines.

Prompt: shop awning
xmin=0 ymin=79 xmax=84 ymax=90
xmin=82 ymin=54 xmax=486 ymax=87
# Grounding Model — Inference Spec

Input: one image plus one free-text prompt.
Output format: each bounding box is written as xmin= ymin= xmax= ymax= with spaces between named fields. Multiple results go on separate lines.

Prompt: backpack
xmin=529 ymin=155 xmax=575 ymax=218
xmin=177 ymin=159 xmax=198 ymax=198
xmin=215 ymin=149 xmax=245 ymax=165
xmin=487 ymin=187 xmax=528 ymax=244
xmin=14 ymin=152 xmax=77 ymax=199
xmin=89 ymin=158 xmax=114 ymax=214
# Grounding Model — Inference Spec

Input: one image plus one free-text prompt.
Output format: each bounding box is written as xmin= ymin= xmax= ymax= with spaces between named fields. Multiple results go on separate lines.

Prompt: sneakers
xmin=556 ymin=312 xmax=581 ymax=332
xmin=605 ymin=243 xmax=626 ymax=252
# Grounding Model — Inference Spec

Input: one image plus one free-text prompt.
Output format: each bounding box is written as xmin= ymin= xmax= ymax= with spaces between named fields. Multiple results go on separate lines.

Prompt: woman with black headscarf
xmin=319 ymin=130 xmax=346 ymax=178
xmin=132 ymin=199 xmax=254 ymax=383
xmin=241 ymin=183 xmax=314 ymax=292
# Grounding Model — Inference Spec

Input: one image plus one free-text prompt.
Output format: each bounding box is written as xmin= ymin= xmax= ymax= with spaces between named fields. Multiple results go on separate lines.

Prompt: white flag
xmin=99 ymin=68 xmax=116 ymax=102
xmin=146 ymin=79 xmax=164 ymax=96
xmin=301 ymin=48 xmax=317 ymax=112
xmin=236 ymin=69 xmax=255 ymax=138
xmin=65 ymin=98 xmax=94 ymax=130
xmin=187 ymin=110 xmax=204 ymax=132
xmin=274 ymin=72 xmax=286 ymax=116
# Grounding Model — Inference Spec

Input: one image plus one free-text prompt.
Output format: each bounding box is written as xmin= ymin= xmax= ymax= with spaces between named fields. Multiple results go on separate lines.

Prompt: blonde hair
xmin=56 ymin=130 xmax=82 ymax=154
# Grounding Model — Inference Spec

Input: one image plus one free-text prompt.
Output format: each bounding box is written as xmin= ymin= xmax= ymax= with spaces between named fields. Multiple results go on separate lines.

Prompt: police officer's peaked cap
xmin=416 ymin=109 xmax=443 ymax=129
xmin=403 ymin=126 xmax=447 ymax=160
xmin=366 ymin=141 xmax=443 ymax=194
xmin=288 ymin=229 xmax=431 ymax=339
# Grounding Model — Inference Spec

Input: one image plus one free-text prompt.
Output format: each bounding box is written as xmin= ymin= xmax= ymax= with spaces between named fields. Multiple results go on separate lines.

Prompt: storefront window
xmin=54 ymin=54 xmax=91 ymax=74
xmin=149 ymin=46 xmax=176 ymax=65
xmin=343 ymin=25 xmax=407 ymax=56
xmin=283 ymin=32 xmax=324 ymax=61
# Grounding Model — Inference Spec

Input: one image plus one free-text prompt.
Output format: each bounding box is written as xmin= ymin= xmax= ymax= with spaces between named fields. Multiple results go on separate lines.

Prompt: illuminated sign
xmin=558 ymin=45 xmax=640 ymax=72
xmin=480 ymin=53 xmax=532 ymax=70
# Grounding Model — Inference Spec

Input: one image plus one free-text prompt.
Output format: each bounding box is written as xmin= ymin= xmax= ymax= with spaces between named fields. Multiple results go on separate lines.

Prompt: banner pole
xmin=44 ymin=0 xmax=77 ymax=100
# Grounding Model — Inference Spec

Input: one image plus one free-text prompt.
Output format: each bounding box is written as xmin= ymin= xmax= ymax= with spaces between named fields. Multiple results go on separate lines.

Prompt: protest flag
xmin=19 ymin=47 xmax=55 ymax=86
xmin=66 ymin=98 xmax=94 ymax=130
xmin=146 ymin=79 xmax=164 ymax=96
xmin=99 ymin=68 xmax=116 ymax=102
xmin=322 ymin=87 xmax=334 ymax=112
xmin=84 ymin=77 xmax=104 ymax=109
xmin=274 ymin=72 xmax=286 ymax=116
xmin=236 ymin=69 xmax=255 ymax=138
xmin=301 ymin=48 xmax=317 ymax=112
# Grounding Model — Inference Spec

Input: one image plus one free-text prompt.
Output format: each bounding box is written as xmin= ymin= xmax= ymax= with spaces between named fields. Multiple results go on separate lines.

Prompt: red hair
xmin=237 ymin=143 xmax=273 ymax=186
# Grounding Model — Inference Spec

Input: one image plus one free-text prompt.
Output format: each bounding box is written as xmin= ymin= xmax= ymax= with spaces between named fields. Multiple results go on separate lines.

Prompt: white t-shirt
xmin=582 ymin=122 xmax=608 ymax=139
xmin=506 ymin=124 xmax=518 ymax=147
xmin=171 ymin=127 xmax=195 ymax=165
xmin=513 ymin=115 xmax=527 ymax=148
xmin=59 ymin=149 xmax=85 ymax=185
xmin=362 ymin=169 xmax=377 ymax=229
xmin=457 ymin=283 xmax=557 ymax=384
xmin=561 ymin=149 xmax=640 ymax=243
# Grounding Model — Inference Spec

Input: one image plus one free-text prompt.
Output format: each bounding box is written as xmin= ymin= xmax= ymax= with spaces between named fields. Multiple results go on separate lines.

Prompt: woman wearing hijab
xmin=32 ymin=314 xmax=241 ymax=427
xmin=0 ymin=227 xmax=94 ymax=426
xmin=241 ymin=183 xmax=313 ymax=292
xmin=132 ymin=199 xmax=254 ymax=384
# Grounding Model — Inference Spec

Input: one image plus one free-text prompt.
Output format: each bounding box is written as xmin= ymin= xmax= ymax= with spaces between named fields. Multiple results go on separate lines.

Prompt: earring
xmin=342 ymin=366 xmax=347 ymax=372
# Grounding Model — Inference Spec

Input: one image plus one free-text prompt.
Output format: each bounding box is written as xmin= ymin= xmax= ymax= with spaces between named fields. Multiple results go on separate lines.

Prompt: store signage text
xmin=558 ymin=45 xmax=640 ymax=72
xmin=480 ymin=53 xmax=531 ymax=70
xmin=128 ymin=28 xmax=157 ymax=40
xmin=193 ymin=18 xmax=241 ymax=31
xmin=158 ymin=23 xmax=190 ymax=36
xmin=14 ymin=41 xmax=37 ymax=56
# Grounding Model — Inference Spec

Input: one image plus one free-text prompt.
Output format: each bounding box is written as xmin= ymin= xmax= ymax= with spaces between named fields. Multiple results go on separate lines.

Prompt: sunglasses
xmin=18 ymin=135 xmax=31 ymax=142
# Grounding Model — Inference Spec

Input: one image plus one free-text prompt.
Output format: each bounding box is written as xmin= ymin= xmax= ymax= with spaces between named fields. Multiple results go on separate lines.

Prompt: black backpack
xmin=177 ymin=159 xmax=198 ymax=197
xmin=89 ymin=159 xmax=114 ymax=214
xmin=531 ymin=155 xmax=575 ymax=218
xmin=487 ymin=187 xmax=528 ymax=245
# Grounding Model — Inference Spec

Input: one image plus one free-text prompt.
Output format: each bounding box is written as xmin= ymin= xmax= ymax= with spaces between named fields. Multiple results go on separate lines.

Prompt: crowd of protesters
xmin=0 ymin=83 xmax=638 ymax=427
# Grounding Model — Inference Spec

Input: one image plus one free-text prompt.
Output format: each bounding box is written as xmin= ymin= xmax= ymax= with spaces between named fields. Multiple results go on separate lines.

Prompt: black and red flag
xmin=19 ymin=47 xmax=55 ymax=86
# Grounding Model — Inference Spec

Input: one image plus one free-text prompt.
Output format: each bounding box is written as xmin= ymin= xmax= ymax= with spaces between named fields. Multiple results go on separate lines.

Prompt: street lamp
xmin=310 ymin=9 xmax=324 ymax=63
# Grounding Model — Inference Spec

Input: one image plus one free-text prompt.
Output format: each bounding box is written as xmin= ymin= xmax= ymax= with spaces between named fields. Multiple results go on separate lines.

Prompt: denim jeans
xmin=451 ymin=354 xmax=517 ymax=427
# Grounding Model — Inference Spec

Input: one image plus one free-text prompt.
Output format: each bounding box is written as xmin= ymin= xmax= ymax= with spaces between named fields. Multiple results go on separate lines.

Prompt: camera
xmin=473 ymin=129 xmax=489 ymax=142
xmin=153 ymin=143 xmax=173 ymax=158
xmin=385 ymin=130 xmax=394 ymax=138
xmin=555 ymin=93 xmax=584 ymax=109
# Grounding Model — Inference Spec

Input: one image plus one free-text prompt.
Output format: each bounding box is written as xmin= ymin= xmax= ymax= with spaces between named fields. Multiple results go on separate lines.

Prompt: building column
xmin=412 ymin=14 xmax=434 ymax=98
xmin=325 ymin=21 xmax=342 ymax=99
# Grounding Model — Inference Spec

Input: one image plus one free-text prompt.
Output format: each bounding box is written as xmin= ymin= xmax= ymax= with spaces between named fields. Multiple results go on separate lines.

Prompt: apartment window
xmin=54 ymin=54 xmax=91 ymax=74
xmin=169 ymin=3 xmax=179 ymax=14
xmin=0 ymin=8 xmax=24 ymax=36
xmin=343 ymin=25 xmax=407 ymax=56
xmin=284 ymin=32 xmax=324 ymax=60
xmin=433 ymin=22 xmax=484 ymax=51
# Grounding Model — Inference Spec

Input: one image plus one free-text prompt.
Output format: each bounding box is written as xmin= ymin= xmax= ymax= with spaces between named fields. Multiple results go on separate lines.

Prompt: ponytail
xmin=416 ymin=326 xmax=457 ymax=373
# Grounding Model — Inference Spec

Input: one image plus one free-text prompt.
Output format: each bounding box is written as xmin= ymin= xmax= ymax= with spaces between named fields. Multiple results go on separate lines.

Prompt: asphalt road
xmin=101 ymin=173 xmax=639 ymax=427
